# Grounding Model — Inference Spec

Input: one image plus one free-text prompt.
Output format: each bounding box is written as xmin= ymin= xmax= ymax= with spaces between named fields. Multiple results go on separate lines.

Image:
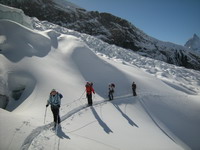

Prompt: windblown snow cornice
xmin=1 ymin=0 xmax=200 ymax=70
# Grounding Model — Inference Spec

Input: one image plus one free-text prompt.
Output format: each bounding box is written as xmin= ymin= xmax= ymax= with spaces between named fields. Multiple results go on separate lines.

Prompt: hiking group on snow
xmin=46 ymin=82 xmax=137 ymax=128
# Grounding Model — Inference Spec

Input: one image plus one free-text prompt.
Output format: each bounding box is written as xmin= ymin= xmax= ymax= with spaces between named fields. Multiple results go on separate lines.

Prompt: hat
xmin=51 ymin=89 xmax=56 ymax=92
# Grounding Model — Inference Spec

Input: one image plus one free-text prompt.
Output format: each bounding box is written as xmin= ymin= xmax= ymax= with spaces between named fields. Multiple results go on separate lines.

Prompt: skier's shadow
xmin=56 ymin=127 xmax=70 ymax=139
xmin=90 ymin=107 xmax=113 ymax=134
xmin=112 ymin=103 xmax=139 ymax=128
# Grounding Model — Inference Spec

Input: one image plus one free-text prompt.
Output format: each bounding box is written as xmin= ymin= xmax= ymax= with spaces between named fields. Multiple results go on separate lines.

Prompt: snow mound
xmin=0 ymin=20 xmax=52 ymax=62
xmin=0 ymin=3 xmax=33 ymax=29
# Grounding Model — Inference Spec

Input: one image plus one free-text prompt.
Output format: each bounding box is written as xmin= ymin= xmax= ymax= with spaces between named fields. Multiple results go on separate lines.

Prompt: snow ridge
xmin=33 ymin=20 xmax=200 ymax=95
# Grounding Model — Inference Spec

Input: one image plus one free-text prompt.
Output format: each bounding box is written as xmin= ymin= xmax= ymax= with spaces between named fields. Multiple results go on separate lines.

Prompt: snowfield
xmin=0 ymin=5 xmax=200 ymax=150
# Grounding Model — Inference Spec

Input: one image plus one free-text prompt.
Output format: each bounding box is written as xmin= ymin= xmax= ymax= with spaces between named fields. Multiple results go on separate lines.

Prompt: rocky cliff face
xmin=1 ymin=0 xmax=200 ymax=70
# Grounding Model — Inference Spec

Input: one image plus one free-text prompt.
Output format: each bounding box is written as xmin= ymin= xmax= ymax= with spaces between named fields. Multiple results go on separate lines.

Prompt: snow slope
xmin=0 ymin=15 xmax=200 ymax=150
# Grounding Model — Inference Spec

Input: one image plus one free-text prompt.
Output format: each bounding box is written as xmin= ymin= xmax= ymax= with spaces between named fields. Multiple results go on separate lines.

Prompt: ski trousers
xmin=109 ymin=90 xmax=114 ymax=100
xmin=132 ymin=88 xmax=137 ymax=96
xmin=86 ymin=93 xmax=93 ymax=106
xmin=51 ymin=105 xmax=61 ymax=124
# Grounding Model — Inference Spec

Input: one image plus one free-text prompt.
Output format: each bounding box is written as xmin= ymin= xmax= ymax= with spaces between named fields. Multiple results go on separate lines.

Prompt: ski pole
xmin=76 ymin=90 xmax=86 ymax=105
xmin=44 ymin=106 xmax=47 ymax=124
xmin=79 ymin=90 xmax=86 ymax=100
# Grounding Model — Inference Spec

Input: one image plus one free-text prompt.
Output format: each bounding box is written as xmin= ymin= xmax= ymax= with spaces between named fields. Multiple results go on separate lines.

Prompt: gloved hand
xmin=46 ymin=104 xmax=49 ymax=107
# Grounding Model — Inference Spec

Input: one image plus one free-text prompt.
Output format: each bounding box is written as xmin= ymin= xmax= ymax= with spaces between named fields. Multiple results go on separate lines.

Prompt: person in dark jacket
xmin=132 ymin=82 xmax=137 ymax=96
xmin=85 ymin=82 xmax=95 ymax=106
xmin=108 ymin=83 xmax=115 ymax=100
xmin=46 ymin=89 xmax=63 ymax=128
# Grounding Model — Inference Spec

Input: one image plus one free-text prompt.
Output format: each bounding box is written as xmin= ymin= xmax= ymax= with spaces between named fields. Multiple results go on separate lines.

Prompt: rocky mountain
xmin=1 ymin=0 xmax=200 ymax=70
xmin=185 ymin=34 xmax=200 ymax=53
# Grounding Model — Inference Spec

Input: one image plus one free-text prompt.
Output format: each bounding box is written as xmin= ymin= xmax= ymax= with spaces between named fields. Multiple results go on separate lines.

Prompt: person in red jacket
xmin=85 ymin=82 xmax=95 ymax=106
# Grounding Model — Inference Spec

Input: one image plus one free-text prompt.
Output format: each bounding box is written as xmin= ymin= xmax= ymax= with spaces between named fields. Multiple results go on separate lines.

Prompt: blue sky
xmin=68 ymin=0 xmax=200 ymax=45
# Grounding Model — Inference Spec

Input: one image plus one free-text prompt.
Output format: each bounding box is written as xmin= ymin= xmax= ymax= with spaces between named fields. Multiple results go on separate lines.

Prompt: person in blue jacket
xmin=46 ymin=89 xmax=63 ymax=128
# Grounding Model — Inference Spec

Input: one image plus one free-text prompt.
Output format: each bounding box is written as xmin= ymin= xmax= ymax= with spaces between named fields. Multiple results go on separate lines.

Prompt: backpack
xmin=49 ymin=93 xmax=62 ymax=106
xmin=132 ymin=83 xmax=136 ymax=89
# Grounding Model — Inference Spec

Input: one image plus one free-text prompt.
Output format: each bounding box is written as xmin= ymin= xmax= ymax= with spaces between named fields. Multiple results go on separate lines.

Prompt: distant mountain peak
xmin=193 ymin=33 xmax=199 ymax=40
xmin=185 ymin=34 xmax=200 ymax=52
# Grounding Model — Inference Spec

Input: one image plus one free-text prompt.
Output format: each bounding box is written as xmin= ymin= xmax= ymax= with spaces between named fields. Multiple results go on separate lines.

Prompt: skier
xmin=108 ymin=83 xmax=115 ymax=100
xmin=85 ymin=82 xmax=95 ymax=106
xmin=46 ymin=89 xmax=63 ymax=128
xmin=132 ymin=81 xmax=137 ymax=96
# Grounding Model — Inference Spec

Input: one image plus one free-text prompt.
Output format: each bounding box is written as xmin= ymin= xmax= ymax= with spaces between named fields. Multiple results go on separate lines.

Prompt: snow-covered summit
xmin=185 ymin=34 xmax=200 ymax=53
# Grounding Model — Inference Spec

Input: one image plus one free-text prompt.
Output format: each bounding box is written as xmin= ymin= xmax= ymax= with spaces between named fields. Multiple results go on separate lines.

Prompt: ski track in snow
xmin=21 ymin=93 xmax=181 ymax=150
xmin=138 ymin=96 xmax=176 ymax=143
xmin=20 ymin=94 xmax=133 ymax=150
xmin=8 ymin=121 xmax=31 ymax=150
